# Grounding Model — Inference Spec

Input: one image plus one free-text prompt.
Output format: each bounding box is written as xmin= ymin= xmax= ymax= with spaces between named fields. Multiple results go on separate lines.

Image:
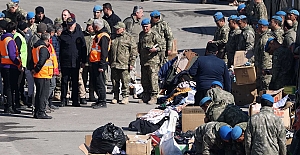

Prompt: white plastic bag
xmin=160 ymin=132 xmax=183 ymax=155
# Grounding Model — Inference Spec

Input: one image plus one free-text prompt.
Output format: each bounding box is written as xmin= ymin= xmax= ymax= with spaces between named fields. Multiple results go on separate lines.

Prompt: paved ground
xmin=0 ymin=0 xmax=236 ymax=154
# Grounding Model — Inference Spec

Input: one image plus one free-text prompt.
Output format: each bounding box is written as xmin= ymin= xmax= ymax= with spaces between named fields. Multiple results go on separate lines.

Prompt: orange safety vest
xmin=48 ymin=43 xmax=58 ymax=70
xmin=0 ymin=36 xmax=21 ymax=67
xmin=32 ymin=45 xmax=54 ymax=79
xmin=89 ymin=32 xmax=111 ymax=62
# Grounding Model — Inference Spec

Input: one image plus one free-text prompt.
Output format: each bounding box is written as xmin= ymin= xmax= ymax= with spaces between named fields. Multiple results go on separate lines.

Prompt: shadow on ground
xmin=182 ymin=26 xmax=216 ymax=36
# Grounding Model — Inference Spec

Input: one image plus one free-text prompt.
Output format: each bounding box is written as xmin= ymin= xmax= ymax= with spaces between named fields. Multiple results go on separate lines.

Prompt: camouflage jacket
xmin=252 ymin=2 xmax=268 ymax=23
xmin=109 ymin=31 xmax=137 ymax=69
xmin=151 ymin=19 xmax=174 ymax=51
xmin=123 ymin=15 xmax=142 ymax=43
xmin=194 ymin=122 xmax=232 ymax=155
xmin=3 ymin=7 xmax=26 ymax=23
xmin=293 ymin=21 xmax=298 ymax=32
xmin=138 ymin=30 xmax=165 ymax=66
xmin=283 ymin=29 xmax=296 ymax=48
xmin=254 ymin=30 xmax=272 ymax=70
xmin=245 ymin=106 xmax=286 ymax=155
xmin=212 ymin=25 xmax=230 ymax=48
xmin=232 ymin=122 xmax=247 ymax=155
xmin=270 ymin=46 xmax=293 ymax=90
xmin=83 ymin=30 xmax=95 ymax=65
xmin=28 ymin=23 xmax=37 ymax=35
xmin=226 ymin=28 xmax=242 ymax=58
xmin=237 ymin=25 xmax=255 ymax=51
xmin=270 ymin=27 xmax=284 ymax=44
xmin=206 ymin=88 xmax=235 ymax=105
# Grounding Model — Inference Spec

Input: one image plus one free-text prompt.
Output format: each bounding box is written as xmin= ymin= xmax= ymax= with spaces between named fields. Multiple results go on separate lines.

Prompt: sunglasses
xmin=93 ymin=11 xmax=101 ymax=14
xmin=152 ymin=16 xmax=160 ymax=19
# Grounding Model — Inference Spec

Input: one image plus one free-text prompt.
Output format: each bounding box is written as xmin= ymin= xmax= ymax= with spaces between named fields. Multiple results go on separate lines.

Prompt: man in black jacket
xmin=102 ymin=3 xmax=121 ymax=39
xmin=90 ymin=19 xmax=110 ymax=109
xmin=35 ymin=6 xmax=53 ymax=25
xmin=59 ymin=14 xmax=87 ymax=107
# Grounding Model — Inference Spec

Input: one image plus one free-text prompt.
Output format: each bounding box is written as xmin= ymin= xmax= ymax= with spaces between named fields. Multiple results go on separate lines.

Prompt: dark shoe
xmin=35 ymin=112 xmax=52 ymax=119
xmin=50 ymin=105 xmax=59 ymax=110
xmin=59 ymin=101 xmax=66 ymax=107
xmin=92 ymin=103 xmax=107 ymax=109
xmin=72 ymin=103 xmax=81 ymax=107
xmin=80 ymin=98 xmax=87 ymax=105
xmin=89 ymin=98 xmax=97 ymax=102
xmin=4 ymin=107 xmax=21 ymax=114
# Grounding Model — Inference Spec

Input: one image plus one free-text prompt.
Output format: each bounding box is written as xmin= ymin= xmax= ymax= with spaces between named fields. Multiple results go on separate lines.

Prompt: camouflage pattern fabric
xmin=245 ymin=106 xmax=286 ymax=155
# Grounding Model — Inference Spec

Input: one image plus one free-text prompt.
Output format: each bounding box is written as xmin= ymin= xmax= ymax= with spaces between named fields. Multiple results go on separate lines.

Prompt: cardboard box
xmin=234 ymin=66 xmax=256 ymax=85
xmin=259 ymin=88 xmax=284 ymax=103
xmin=232 ymin=83 xmax=257 ymax=106
xmin=233 ymin=51 xmax=248 ymax=67
xmin=182 ymin=106 xmax=205 ymax=132
xmin=249 ymin=103 xmax=291 ymax=128
xmin=78 ymin=135 xmax=111 ymax=155
xmin=126 ymin=135 xmax=151 ymax=155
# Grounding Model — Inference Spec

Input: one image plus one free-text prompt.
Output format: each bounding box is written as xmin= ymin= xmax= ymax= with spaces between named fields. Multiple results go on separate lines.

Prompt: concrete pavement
xmin=0 ymin=0 xmax=236 ymax=154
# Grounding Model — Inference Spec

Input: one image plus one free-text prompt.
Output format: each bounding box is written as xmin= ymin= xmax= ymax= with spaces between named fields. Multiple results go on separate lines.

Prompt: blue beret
xmin=211 ymin=81 xmax=223 ymax=88
xmin=141 ymin=18 xmax=151 ymax=25
xmin=231 ymin=126 xmax=243 ymax=140
xmin=261 ymin=94 xmax=274 ymax=103
xmin=214 ymin=12 xmax=224 ymax=21
xmin=150 ymin=10 xmax=160 ymax=17
xmin=272 ymin=15 xmax=282 ymax=22
xmin=276 ymin=11 xmax=286 ymax=16
xmin=289 ymin=9 xmax=299 ymax=16
xmin=0 ymin=12 xmax=5 ymax=18
xmin=219 ymin=126 xmax=232 ymax=141
xmin=200 ymin=97 xmax=212 ymax=106
xmin=11 ymin=0 xmax=19 ymax=3
xmin=258 ymin=19 xmax=269 ymax=26
xmin=265 ymin=38 xmax=275 ymax=51
xmin=228 ymin=15 xmax=238 ymax=21
xmin=93 ymin=5 xmax=103 ymax=12
xmin=26 ymin=12 xmax=35 ymax=20
xmin=237 ymin=15 xmax=247 ymax=21
xmin=237 ymin=4 xmax=246 ymax=11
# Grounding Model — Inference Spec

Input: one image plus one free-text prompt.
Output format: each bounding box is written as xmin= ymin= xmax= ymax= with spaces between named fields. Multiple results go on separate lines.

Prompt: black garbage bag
xmin=89 ymin=123 xmax=126 ymax=154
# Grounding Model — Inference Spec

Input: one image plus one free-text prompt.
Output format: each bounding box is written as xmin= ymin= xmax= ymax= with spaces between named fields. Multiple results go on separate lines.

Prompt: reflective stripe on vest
xmin=89 ymin=32 xmax=111 ymax=62
xmin=32 ymin=45 xmax=54 ymax=78
xmin=0 ymin=37 xmax=21 ymax=66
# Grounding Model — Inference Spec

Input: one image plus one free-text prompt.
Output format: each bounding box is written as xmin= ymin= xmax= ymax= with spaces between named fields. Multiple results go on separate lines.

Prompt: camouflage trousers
xmin=111 ymin=68 xmax=130 ymax=98
xmin=141 ymin=65 xmax=159 ymax=95
xmin=256 ymin=74 xmax=272 ymax=92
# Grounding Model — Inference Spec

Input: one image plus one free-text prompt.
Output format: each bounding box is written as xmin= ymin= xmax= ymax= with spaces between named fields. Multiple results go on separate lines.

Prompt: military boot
xmin=148 ymin=95 xmax=157 ymax=105
xmin=121 ymin=97 xmax=129 ymax=104
xmin=139 ymin=93 xmax=150 ymax=104
xmin=111 ymin=95 xmax=119 ymax=104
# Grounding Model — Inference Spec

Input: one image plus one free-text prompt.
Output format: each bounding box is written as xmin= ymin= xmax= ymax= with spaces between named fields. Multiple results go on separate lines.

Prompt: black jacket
xmin=35 ymin=15 xmax=53 ymax=25
xmin=103 ymin=12 xmax=121 ymax=39
xmin=93 ymin=28 xmax=110 ymax=70
xmin=30 ymin=40 xmax=50 ymax=73
xmin=59 ymin=23 xmax=87 ymax=68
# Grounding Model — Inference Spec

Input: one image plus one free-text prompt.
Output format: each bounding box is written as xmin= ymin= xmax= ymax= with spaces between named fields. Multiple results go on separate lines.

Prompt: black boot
xmin=92 ymin=103 xmax=107 ymax=109
xmin=35 ymin=111 xmax=52 ymax=119
xmin=4 ymin=106 xmax=21 ymax=114
xmin=27 ymin=96 xmax=33 ymax=108
xmin=80 ymin=98 xmax=87 ymax=105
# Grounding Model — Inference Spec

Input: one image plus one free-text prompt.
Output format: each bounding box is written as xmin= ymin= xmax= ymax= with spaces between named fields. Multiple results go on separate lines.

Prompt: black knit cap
xmin=35 ymin=6 xmax=44 ymax=14
xmin=18 ymin=22 xmax=27 ymax=31
xmin=0 ymin=20 xmax=8 ymax=29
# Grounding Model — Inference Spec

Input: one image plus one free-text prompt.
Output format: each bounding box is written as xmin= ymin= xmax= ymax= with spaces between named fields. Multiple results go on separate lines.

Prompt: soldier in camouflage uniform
xmin=237 ymin=15 xmax=255 ymax=55
xmin=83 ymin=18 xmax=96 ymax=102
xmin=109 ymin=22 xmax=137 ymax=104
xmin=254 ymin=19 xmax=272 ymax=91
xmin=231 ymin=122 xmax=247 ymax=155
xmin=287 ymin=10 xmax=299 ymax=32
xmin=124 ymin=6 xmax=143 ymax=92
xmin=275 ymin=11 xmax=287 ymax=28
xmin=26 ymin=12 xmax=37 ymax=35
xmin=150 ymin=10 xmax=174 ymax=67
xmin=210 ymin=12 xmax=230 ymax=60
xmin=3 ymin=2 xmax=26 ymax=23
xmin=226 ymin=15 xmax=242 ymax=67
xmin=206 ymin=81 xmax=235 ymax=105
xmin=283 ymin=20 xmax=297 ymax=49
xmin=269 ymin=16 xmax=284 ymax=44
xmin=252 ymin=0 xmax=268 ymax=25
xmin=237 ymin=3 xmax=246 ymax=16
xmin=92 ymin=5 xmax=111 ymax=34
xmin=194 ymin=122 xmax=233 ymax=155
xmin=265 ymin=38 xmax=293 ymax=90
xmin=245 ymin=94 xmax=286 ymax=155
xmin=138 ymin=18 xmax=165 ymax=104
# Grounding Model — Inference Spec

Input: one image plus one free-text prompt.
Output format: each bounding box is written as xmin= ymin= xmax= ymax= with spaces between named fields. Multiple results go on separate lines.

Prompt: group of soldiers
xmin=0 ymin=0 xmax=174 ymax=118
xmin=213 ymin=0 xmax=298 ymax=92
xmin=193 ymin=81 xmax=286 ymax=155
